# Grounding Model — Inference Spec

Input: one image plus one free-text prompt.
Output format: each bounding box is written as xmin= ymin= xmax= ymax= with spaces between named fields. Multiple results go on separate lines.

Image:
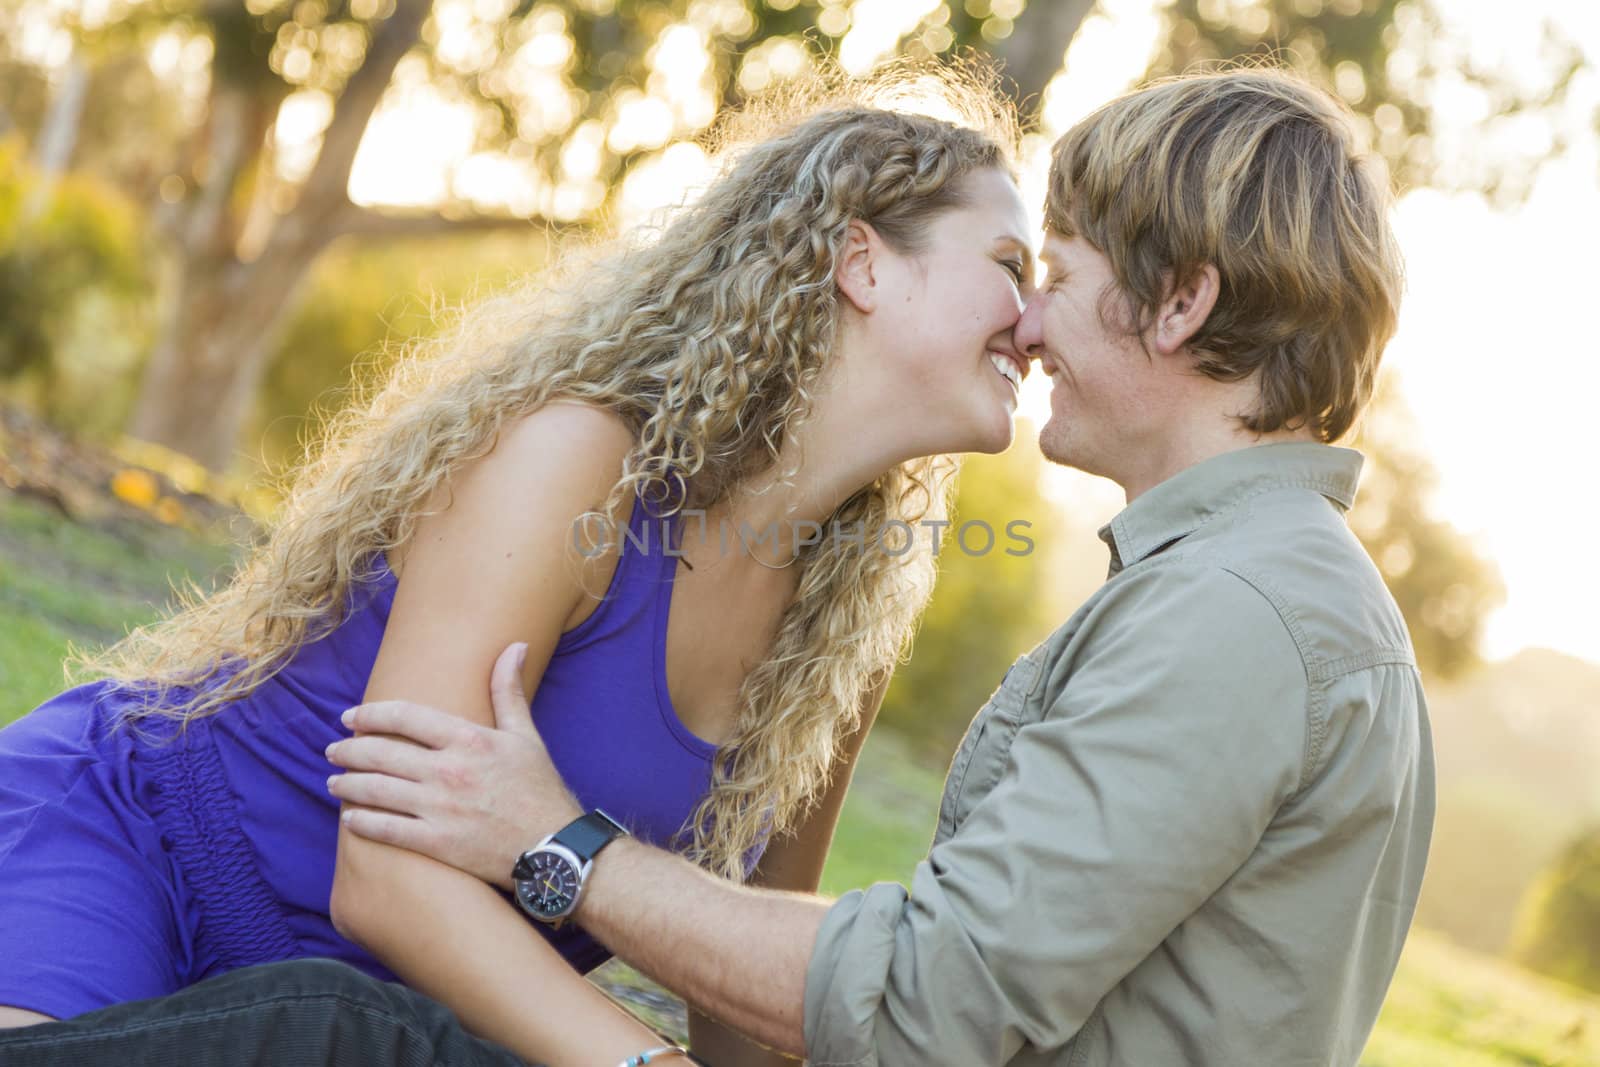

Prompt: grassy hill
xmin=3 ymin=480 xmax=1600 ymax=1064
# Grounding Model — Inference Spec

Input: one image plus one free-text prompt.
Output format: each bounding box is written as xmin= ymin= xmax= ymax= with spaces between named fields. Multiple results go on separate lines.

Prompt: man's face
xmin=1015 ymin=232 xmax=1169 ymax=485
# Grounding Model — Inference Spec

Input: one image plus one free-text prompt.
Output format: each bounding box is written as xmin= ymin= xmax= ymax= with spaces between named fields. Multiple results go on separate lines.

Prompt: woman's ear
xmin=1152 ymin=263 xmax=1221 ymax=357
xmin=835 ymin=220 xmax=881 ymax=314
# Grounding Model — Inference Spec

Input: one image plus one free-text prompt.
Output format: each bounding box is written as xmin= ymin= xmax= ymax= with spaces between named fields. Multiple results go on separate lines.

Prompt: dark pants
xmin=0 ymin=959 xmax=532 ymax=1066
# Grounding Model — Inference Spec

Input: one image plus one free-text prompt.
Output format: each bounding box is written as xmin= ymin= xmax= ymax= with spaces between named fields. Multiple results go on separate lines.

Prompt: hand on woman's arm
xmin=329 ymin=403 xmax=665 ymax=1067
xmin=334 ymin=655 xmax=890 ymax=1061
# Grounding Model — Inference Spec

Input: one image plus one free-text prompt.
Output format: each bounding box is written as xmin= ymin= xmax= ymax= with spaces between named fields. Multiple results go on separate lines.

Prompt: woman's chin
xmin=971 ymin=411 xmax=1019 ymax=455
xmin=916 ymin=406 xmax=1017 ymax=458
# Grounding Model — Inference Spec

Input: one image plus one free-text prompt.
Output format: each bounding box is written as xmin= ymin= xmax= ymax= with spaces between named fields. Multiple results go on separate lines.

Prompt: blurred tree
xmin=0 ymin=141 xmax=152 ymax=403
xmin=877 ymin=429 xmax=1083 ymax=755
xmin=1150 ymin=0 xmax=1589 ymax=202
xmin=1349 ymin=381 xmax=1504 ymax=680
xmin=23 ymin=54 xmax=90 ymax=222
xmin=18 ymin=0 xmax=1583 ymax=471
xmin=21 ymin=0 xmax=1088 ymax=472
xmin=251 ymin=229 xmax=542 ymax=472
xmin=0 ymin=0 xmax=195 ymax=202
xmin=1511 ymin=825 xmax=1600 ymax=994
xmin=4 ymin=0 xmax=1566 ymax=693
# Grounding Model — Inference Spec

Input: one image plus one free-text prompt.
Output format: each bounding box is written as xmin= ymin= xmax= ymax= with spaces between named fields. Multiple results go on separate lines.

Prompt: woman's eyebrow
xmin=997 ymin=234 xmax=1035 ymax=277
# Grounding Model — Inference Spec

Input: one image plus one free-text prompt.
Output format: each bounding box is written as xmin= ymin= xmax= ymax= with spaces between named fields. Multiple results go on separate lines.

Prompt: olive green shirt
xmin=803 ymin=443 xmax=1435 ymax=1067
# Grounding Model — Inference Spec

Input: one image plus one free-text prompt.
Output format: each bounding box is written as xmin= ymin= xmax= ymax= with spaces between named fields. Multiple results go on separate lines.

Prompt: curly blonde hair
xmin=77 ymin=62 xmax=1019 ymax=879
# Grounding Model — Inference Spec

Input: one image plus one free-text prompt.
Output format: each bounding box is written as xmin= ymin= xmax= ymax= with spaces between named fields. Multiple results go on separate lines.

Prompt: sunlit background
xmin=2 ymin=0 xmax=1599 ymax=1061
xmin=22 ymin=0 xmax=1591 ymax=661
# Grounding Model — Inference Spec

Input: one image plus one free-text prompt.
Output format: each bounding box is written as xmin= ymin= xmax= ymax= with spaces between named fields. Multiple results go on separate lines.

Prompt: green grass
xmin=1367 ymin=930 xmax=1600 ymax=1066
xmin=0 ymin=491 xmax=237 ymax=723
xmin=821 ymin=727 xmax=942 ymax=895
xmin=5 ymin=485 xmax=1600 ymax=1064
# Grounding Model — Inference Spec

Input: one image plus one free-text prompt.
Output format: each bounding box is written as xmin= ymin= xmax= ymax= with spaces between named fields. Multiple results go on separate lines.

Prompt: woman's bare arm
xmin=329 ymin=402 xmax=666 ymax=1067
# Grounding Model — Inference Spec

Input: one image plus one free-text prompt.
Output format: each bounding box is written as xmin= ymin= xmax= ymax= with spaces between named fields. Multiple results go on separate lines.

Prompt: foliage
xmin=1346 ymin=382 xmax=1504 ymax=680
xmin=1513 ymin=827 xmax=1600 ymax=996
xmin=1149 ymin=0 xmax=1589 ymax=204
xmin=10 ymin=0 xmax=1583 ymax=468
xmin=252 ymin=231 xmax=545 ymax=473
xmin=11 ymin=0 xmax=1073 ymax=469
xmin=0 ymin=139 xmax=153 ymax=405
xmin=876 ymin=431 xmax=1081 ymax=756
xmin=86 ymin=0 xmax=1015 ymax=215
xmin=0 ymin=29 xmax=191 ymax=205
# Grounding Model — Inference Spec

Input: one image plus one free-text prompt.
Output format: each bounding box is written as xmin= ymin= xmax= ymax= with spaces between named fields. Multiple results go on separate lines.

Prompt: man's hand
xmin=326 ymin=642 xmax=582 ymax=889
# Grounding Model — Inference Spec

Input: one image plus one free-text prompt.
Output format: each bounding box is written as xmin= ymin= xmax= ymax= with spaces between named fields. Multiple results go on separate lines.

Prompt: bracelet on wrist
xmin=618 ymin=1044 xmax=692 ymax=1066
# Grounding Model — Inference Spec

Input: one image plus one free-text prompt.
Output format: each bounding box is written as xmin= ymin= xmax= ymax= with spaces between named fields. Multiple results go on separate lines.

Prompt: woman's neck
xmin=693 ymin=368 xmax=922 ymax=567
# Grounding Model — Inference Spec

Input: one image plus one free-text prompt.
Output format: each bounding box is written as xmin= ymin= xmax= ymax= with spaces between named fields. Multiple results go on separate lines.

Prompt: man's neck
xmin=1118 ymin=423 xmax=1319 ymax=504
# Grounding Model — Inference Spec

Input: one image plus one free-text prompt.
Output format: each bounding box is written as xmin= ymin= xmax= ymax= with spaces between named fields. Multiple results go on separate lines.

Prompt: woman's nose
xmin=1014 ymin=296 xmax=1044 ymax=359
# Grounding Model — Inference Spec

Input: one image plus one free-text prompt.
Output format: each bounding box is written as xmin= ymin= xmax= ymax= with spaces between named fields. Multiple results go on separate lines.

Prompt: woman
xmin=0 ymin=67 xmax=1034 ymax=1066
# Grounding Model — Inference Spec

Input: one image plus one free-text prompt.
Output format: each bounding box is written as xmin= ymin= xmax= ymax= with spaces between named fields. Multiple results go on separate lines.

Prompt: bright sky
xmin=150 ymin=0 xmax=1600 ymax=666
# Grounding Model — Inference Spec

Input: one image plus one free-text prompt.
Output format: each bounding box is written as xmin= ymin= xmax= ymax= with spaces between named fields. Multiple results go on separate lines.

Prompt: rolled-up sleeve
xmin=804 ymin=564 xmax=1312 ymax=1065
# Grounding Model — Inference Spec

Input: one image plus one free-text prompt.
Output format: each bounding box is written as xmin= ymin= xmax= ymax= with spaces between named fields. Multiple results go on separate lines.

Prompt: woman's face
xmin=873 ymin=167 xmax=1035 ymax=456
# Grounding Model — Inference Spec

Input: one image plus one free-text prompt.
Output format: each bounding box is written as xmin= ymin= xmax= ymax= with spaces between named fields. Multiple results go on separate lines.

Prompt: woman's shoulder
xmin=501 ymin=401 xmax=635 ymax=461
xmin=460 ymin=400 xmax=637 ymax=504
xmin=391 ymin=401 xmax=638 ymax=582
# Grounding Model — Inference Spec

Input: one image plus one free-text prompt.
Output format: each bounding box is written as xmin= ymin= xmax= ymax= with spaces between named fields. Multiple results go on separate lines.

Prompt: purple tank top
xmin=128 ymin=493 xmax=733 ymax=981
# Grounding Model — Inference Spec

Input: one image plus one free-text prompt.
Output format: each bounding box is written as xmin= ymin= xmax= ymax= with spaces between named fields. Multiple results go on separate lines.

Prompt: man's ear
xmin=1152 ymin=263 xmax=1220 ymax=357
xmin=835 ymin=220 xmax=881 ymax=314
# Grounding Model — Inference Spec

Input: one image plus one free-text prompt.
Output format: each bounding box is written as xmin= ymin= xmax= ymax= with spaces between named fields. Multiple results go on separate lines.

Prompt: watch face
xmin=516 ymin=849 xmax=581 ymax=921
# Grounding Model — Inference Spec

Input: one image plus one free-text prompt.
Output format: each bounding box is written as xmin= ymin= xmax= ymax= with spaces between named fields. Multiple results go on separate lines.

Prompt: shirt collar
xmin=1097 ymin=442 xmax=1364 ymax=576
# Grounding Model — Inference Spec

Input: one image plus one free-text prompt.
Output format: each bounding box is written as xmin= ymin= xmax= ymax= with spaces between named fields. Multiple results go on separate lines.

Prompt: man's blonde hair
xmin=1046 ymin=68 xmax=1403 ymax=442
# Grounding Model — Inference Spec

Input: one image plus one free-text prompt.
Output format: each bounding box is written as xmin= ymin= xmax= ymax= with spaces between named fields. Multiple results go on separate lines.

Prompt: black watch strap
xmin=551 ymin=809 xmax=629 ymax=863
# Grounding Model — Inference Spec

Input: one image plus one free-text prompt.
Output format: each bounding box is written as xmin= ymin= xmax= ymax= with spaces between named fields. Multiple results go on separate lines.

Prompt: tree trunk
xmin=125 ymin=0 xmax=437 ymax=473
xmin=21 ymin=55 xmax=90 ymax=223
xmin=997 ymin=0 xmax=1098 ymax=117
xmin=128 ymin=236 xmax=333 ymax=471
xmin=127 ymin=199 xmax=537 ymax=471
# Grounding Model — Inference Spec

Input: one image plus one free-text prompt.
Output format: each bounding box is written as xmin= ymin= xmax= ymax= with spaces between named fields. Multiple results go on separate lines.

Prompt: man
xmin=327 ymin=68 xmax=1434 ymax=1065
xmin=0 ymin=69 xmax=1433 ymax=1066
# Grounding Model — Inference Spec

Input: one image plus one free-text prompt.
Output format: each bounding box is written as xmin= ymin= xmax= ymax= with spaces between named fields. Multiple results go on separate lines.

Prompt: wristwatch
xmin=512 ymin=809 xmax=630 ymax=926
